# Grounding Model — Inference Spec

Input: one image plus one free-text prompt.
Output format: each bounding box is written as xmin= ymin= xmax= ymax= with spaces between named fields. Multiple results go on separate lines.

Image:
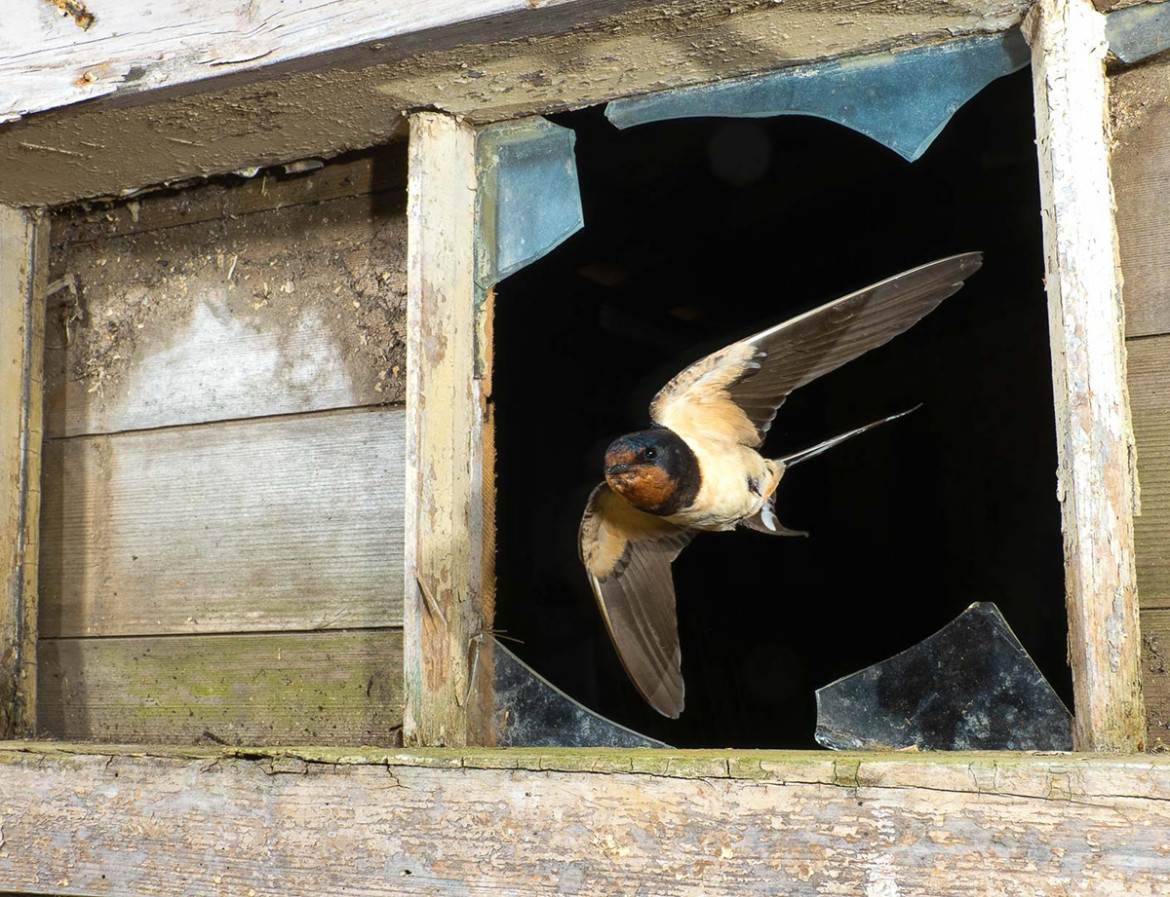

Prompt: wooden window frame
xmin=0 ymin=0 xmax=1162 ymax=892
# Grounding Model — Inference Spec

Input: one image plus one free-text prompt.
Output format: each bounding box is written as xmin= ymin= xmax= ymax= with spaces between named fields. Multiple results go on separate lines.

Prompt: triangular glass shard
xmin=605 ymin=30 xmax=1030 ymax=162
xmin=815 ymin=602 xmax=1073 ymax=751
xmin=475 ymin=118 xmax=584 ymax=288
xmin=492 ymin=639 xmax=669 ymax=748
xmin=1106 ymin=2 xmax=1170 ymax=64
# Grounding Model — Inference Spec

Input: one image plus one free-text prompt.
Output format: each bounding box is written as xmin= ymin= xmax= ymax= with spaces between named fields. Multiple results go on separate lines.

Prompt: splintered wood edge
xmin=3 ymin=741 xmax=1170 ymax=793
xmin=404 ymin=112 xmax=493 ymax=747
xmin=0 ymin=205 xmax=48 ymax=739
xmin=1026 ymin=0 xmax=1145 ymax=751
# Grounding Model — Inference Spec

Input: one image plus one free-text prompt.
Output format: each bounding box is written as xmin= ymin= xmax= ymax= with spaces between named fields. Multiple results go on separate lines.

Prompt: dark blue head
xmin=603 ymin=428 xmax=700 ymax=516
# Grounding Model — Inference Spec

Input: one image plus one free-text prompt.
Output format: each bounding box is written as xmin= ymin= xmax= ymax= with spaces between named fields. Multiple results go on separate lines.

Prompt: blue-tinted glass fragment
xmin=1106 ymin=2 xmax=1170 ymax=64
xmin=475 ymin=117 xmax=584 ymax=288
xmin=605 ymin=30 xmax=1031 ymax=162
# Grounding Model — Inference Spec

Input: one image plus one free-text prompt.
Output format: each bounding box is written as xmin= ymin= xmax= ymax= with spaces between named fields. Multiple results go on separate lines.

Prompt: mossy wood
xmin=38 ymin=630 xmax=405 ymax=746
xmin=1 ymin=744 xmax=1170 ymax=895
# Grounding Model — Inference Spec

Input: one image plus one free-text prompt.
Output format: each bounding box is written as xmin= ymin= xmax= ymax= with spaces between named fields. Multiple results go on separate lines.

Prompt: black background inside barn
xmin=491 ymin=67 xmax=1069 ymax=748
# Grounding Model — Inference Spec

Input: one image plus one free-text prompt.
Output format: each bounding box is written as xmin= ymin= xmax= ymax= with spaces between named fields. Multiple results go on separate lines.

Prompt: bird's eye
xmin=643 ymin=448 xmax=658 ymax=461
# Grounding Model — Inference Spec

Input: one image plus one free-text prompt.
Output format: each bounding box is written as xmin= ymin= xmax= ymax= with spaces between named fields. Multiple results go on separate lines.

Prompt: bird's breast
xmin=665 ymin=436 xmax=778 ymax=531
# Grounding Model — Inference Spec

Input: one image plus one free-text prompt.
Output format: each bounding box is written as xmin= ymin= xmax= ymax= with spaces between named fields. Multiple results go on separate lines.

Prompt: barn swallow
xmin=578 ymin=252 xmax=983 ymax=717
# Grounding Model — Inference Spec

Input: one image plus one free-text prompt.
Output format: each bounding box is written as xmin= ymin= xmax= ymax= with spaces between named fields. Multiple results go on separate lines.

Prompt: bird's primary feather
xmin=651 ymin=253 xmax=983 ymax=448
xmin=579 ymin=484 xmax=694 ymax=717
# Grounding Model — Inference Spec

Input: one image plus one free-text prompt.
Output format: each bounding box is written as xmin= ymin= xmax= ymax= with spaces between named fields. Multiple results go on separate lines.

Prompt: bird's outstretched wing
xmin=650 ymin=253 xmax=983 ymax=447
xmin=579 ymin=483 xmax=696 ymax=718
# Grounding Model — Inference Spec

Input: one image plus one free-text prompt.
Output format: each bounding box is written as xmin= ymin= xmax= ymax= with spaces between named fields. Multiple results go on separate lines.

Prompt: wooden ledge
xmin=5 ymin=740 xmax=1170 ymax=792
xmin=2 ymin=742 xmax=1169 ymax=895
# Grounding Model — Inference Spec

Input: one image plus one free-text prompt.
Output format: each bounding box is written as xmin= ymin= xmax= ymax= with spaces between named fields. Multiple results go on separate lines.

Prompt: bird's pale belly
xmin=665 ymin=436 xmax=780 ymax=531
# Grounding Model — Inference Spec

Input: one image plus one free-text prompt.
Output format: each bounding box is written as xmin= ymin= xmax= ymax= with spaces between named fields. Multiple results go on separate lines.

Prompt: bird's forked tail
xmin=739 ymin=406 xmax=921 ymax=538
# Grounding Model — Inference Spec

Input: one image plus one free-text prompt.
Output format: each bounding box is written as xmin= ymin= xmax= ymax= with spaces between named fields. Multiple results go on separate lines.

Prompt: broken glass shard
xmin=815 ymin=602 xmax=1073 ymax=751
xmin=492 ymin=639 xmax=669 ymax=748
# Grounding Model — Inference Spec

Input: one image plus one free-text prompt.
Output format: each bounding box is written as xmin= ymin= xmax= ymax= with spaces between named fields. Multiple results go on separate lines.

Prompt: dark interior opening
xmin=492 ymin=67 xmax=1069 ymax=748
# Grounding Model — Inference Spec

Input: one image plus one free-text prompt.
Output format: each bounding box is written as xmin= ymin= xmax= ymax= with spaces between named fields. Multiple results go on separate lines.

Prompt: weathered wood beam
xmin=0 ymin=206 xmax=47 ymax=739
xmin=404 ymin=113 xmax=495 ymax=747
xmin=0 ymin=0 xmax=1031 ymax=208
xmin=1025 ymin=0 xmax=1145 ymax=751
xmin=0 ymin=0 xmax=630 ymax=125
xmin=2 ymin=744 xmax=1170 ymax=895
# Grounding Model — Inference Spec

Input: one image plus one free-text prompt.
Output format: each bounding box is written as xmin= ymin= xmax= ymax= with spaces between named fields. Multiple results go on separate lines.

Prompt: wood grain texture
xmin=0 ymin=0 xmax=1032 ymax=208
xmin=1026 ymin=0 xmax=1145 ymax=751
xmin=1111 ymin=55 xmax=1170 ymax=339
xmin=38 ymin=408 xmax=406 ymax=638
xmin=0 ymin=0 xmax=611 ymax=124
xmin=46 ymin=180 xmax=408 ymax=437
xmin=1129 ymin=335 xmax=1170 ymax=612
xmin=2 ymin=745 xmax=1170 ymax=895
xmin=1142 ymin=608 xmax=1170 ymax=748
xmin=0 ymin=206 xmax=48 ymax=739
xmin=36 ymin=629 xmax=404 ymax=745
xmin=403 ymin=114 xmax=494 ymax=748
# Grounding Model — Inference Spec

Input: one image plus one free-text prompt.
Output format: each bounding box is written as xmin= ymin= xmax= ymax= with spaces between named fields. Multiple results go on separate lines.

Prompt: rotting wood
xmin=2 ymin=745 xmax=1170 ymax=896
xmin=0 ymin=0 xmax=1032 ymax=208
xmin=37 ymin=629 xmax=405 ymax=745
xmin=38 ymin=407 xmax=406 ymax=638
xmin=1025 ymin=0 xmax=1145 ymax=751
xmin=0 ymin=205 xmax=48 ymax=739
xmin=51 ymin=148 xmax=409 ymax=248
xmin=404 ymin=113 xmax=494 ymax=748
xmin=1110 ymin=53 xmax=1170 ymax=340
xmin=45 ymin=177 xmax=408 ymax=437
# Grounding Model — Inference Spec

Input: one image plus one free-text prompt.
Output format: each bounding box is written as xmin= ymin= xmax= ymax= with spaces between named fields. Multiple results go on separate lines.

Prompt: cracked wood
xmin=1 ymin=745 xmax=1170 ymax=895
xmin=1025 ymin=0 xmax=1145 ymax=752
xmin=0 ymin=206 xmax=48 ymax=739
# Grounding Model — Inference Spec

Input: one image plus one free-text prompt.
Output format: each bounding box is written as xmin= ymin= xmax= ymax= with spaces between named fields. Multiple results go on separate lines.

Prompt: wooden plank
xmin=38 ymin=408 xmax=406 ymax=638
xmin=1111 ymin=54 xmax=1170 ymax=339
xmin=1025 ymin=0 xmax=1145 ymax=751
xmin=1142 ymin=608 xmax=1170 ymax=748
xmin=0 ymin=206 xmax=48 ymax=739
xmin=36 ymin=629 xmax=404 ymax=745
xmin=0 ymin=0 xmax=616 ymax=124
xmin=45 ymin=188 xmax=408 ymax=437
xmin=0 ymin=0 xmax=1032 ymax=208
xmin=404 ymin=113 xmax=494 ymax=748
xmin=2 ymin=746 xmax=1170 ymax=895
xmin=51 ymin=148 xmax=408 ymax=248
xmin=1128 ymin=335 xmax=1170 ymax=611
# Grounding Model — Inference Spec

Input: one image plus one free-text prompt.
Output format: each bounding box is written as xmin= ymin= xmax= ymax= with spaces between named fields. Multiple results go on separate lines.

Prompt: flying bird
xmin=578 ymin=252 xmax=983 ymax=718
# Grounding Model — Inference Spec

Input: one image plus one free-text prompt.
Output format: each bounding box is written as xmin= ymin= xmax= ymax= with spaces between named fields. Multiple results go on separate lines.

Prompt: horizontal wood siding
xmin=1128 ymin=337 xmax=1170 ymax=612
xmin=1 ymin=745 xmax=1169 ymax=895
xmin=46 ymin=161 xmax=408 ymax=437
xmin=38 ymin=153 xmax=408 ymax=745
xmin=37 ymin=630 xmax=404 ymax=745
xmin=39 ymin=408 xmax=405 ymax=638
xmin=1111 ymin=52 xmax=1170 ymax=746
